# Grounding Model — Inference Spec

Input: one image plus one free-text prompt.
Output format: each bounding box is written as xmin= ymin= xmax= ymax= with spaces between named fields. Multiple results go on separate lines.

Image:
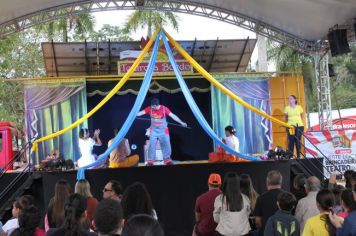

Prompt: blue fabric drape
xmin=77 ymin=32 xmax=162 ymax=180
xmin=211 ymin=78 xmax=272 ymax=154
xmin=162 ymin=34 xmax=260 ymax=161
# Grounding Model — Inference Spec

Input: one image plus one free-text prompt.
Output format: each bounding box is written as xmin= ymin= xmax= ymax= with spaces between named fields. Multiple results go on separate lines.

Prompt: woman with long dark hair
xmin=337 ymin=189 xmax=356 ymax=219
xmin=329 ymin=189 xmax=356 ymax=235
xmin=2 ymin=195 xmax=34 ymax=235
xmin=46 ymin=179 xmax=72 ymax=231
xmin=46 ymin=194 xmax=96 ymax=236
xmin=9 ymin=206 xmax=44 ymax=236
xmin=121 ymin=182 xmax=157 ymax=221
xmin=213 ymin=172 xmax=251 ymax=236
xmin=121 ymin=214 xmax=164 ymax=236
xmin=303 ymin=189 xmax=336 ymax=236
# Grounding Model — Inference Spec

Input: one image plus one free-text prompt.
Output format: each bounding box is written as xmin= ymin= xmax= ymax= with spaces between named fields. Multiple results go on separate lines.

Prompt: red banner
xmin=118 ymin=60 xmax=193 ymax=76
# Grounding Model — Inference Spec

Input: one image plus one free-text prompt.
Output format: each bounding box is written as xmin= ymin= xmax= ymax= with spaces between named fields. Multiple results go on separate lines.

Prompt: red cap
xmin=208 ymin=173 xmax=222 ymax=186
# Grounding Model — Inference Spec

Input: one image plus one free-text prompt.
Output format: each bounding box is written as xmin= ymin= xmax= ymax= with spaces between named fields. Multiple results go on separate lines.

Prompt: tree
xmin=268 ymin=41 xmax=356 ymax=112
xmin=124 ymin=6 xmax=179 ymax=37
xmin=330 ymin=42 xmax=356 ymax=109
xmin=267 ymin=41 xmax=318 ymax=112
xmin=35 ymin=11 xmax=96 ymax=42
xmin=0 ymin=28 xmax=46 ymax=129
xmin=89 ymin=24 xmax=133 ymax=41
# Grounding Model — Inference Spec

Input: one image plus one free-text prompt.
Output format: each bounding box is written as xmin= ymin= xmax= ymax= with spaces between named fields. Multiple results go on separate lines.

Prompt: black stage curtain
xmin=87 ymin=90 xmax=213 ymax=162
xmin=41 ymin=161 xmax=292 ymax=236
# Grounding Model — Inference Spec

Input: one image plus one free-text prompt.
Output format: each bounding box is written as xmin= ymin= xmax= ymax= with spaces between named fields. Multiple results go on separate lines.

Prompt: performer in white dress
xmin=77 ymin=128 xmax=102 ymax=168
xmin=222 ymin=125 xmax=240 ymax=153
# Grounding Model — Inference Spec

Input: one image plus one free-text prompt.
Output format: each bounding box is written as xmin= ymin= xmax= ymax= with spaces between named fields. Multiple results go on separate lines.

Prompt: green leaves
xmin=124 ymin=7 xmax=180 ymax=37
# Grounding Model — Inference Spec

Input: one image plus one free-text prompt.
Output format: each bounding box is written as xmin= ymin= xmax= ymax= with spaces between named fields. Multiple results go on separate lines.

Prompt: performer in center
xmin=137 ymin=98 xmax=187 ymax=165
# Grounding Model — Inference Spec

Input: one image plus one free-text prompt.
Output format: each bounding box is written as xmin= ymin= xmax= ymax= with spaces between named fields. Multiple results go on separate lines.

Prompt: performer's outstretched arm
xmin=169 ymin=113 xmax=187 ymax=127
xmin=137 ymin=110 xmax=146 ymax=116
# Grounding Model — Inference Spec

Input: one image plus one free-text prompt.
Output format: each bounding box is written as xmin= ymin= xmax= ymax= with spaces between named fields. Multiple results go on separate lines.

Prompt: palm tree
xmin=35 ymin=10 xmax=95 ymax=42
xmin=124 ymin=7 xmax=179 ymax=37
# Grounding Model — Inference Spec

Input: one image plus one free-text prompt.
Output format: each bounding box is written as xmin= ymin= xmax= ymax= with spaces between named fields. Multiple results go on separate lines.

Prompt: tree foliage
xmin=124 ymin=6 xmax=179 ymax=37
xmin=0 ymin=13 xmax=134 ymax=130
xmin=268 ymin=41 xmax=356 ymax=112
xmin=89 ymin=24 xmax=133 ymax=41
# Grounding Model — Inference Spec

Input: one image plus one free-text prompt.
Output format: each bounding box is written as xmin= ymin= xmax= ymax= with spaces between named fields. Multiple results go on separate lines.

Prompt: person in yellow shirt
xmin=302 ymin=189 xmax=336 ymax=236
xmin=284 ymin=95 xmax=304 ymax=158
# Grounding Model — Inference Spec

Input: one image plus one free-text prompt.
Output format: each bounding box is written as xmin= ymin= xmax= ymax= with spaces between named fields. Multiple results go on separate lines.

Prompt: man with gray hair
xmin=295 ymin=176 xmax=321 ymax=234
xmin=254 ymin=170 xmax=284 ymax=235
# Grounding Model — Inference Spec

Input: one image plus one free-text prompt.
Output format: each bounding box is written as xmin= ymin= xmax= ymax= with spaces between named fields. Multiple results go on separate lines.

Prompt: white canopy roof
xmin=0 ymin=0 xmax=355 ymax=44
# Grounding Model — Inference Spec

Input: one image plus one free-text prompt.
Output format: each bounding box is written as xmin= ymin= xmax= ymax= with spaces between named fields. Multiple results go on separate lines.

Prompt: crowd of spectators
xmin=0 ymin=170 xmax=355 ymax=236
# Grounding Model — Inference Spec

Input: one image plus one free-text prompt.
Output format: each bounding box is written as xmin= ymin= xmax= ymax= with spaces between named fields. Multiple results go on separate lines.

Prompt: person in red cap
xmin=193 ymin=173 xmax=222 ymax=236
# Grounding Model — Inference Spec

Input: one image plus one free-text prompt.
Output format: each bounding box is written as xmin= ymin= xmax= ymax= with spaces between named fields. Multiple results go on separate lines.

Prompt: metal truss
xmin=0 ymin=0 xmax=328 ymax=54
xmin=314 ymin=54 xmax=332 ymax=130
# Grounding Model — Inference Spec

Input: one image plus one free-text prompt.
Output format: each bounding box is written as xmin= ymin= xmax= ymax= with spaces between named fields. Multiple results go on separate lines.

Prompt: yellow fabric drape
xmin=32 ymin=30 xmax=160 ymax=151
xmin=163 ymin=29 xmax=293 ymax=130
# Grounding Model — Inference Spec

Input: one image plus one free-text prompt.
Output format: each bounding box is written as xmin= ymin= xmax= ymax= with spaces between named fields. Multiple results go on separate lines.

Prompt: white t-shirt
xmin=78 ymin=138 xmax=97 ymax=167
xmin=224 ymin=135 xmax=240 ymax=153
xmin=2 ymin=218 xmax=19 ymax=235
xmin=213 ymin=194 xmax=251 ymax=236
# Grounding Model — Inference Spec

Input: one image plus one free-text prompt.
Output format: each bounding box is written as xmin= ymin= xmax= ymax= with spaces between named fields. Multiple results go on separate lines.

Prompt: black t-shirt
xmin=253 ymin=188 xmax=284 ymax=234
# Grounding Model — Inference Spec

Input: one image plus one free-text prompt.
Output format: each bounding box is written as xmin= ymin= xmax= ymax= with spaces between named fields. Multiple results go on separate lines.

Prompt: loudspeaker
xmin=328 ymin=29 xmax=351 ymax=57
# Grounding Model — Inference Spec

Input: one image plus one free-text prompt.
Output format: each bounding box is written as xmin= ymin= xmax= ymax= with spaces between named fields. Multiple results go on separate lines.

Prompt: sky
xmin=93 ymin=10 xmax=257 ymax=40
xmin=93 ymin=10 xmax=264 ymax=69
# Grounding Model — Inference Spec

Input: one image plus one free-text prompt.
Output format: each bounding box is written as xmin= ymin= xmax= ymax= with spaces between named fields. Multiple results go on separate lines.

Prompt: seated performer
xmin=209 ymin=125 xmax=248 ymax=163
xmin=222 ymin=125 xmax=240 ymax=153
xmin=77 ymin=128 xmax=102 ymax=168
xmin=137 ymin=98 xmax=187 ymax=166
xmin=108 ymin=128 xmax=139 ymax=168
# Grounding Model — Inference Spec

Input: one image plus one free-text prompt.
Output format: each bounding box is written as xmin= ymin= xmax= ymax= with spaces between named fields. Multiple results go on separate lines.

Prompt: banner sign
xmin=304 ymin=130 xmax=356 ymax=177
xmin=118 ymin=60 xmax=193 ymax=76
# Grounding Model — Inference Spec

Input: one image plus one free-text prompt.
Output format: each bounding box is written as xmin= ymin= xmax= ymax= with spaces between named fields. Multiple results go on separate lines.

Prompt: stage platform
xmin=0 ymin=159 xmax=323 ymax=236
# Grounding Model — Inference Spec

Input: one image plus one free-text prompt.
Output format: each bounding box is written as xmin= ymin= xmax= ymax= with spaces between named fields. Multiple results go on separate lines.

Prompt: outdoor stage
xmin=2 ymin=158 xmax=323 ymax=236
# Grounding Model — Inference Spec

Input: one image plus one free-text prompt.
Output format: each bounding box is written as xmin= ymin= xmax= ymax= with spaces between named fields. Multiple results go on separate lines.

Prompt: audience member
xmin=103 ymin=180 xmax=123 ymax=201
xmin=302 ymin=189 xmax=336 ymax=236
xmin=213 ymin=172 xmax=251 ymax=236
xmin=121 ymin=214 xmax=164 ymax=236
xmin=343 ymin=170 xmax=354 ymax=190
xmin=2 ymin=195 xmax=34 ymax=235
xmin=121 ymin=182 xmax=157 ymax=220
xmin=338 ymin=189 xmax=356 ymax=219
xmin=46 ymin=194 xmax=97 ymax=236
xmin=46 ymin=179 xmax=72 ymax=230
xmin=292 ymin=174 xmax=307 ymax=202
xmin=193 ymin=173 xmax=222 ymax=236
xmin=240 ymin=174 xmax=259 ymax=211
xmin=332 ymin=185 xmax=346 ymax=215
xmin=352 ymin=172 xmax=356 ymax=191
xmin=9 ymin=205 xmax=44 ymax=236
xmin=254 ymin=170 xmax=284 ymax=235
xmin=75 ymin=179 xmax=98 ymax=230
xmin=329 ymin=189 xmax=356 ymax=236
xmin=94 ymin=199 xmax=123 ymax=236
xmin=295 ymin=176 xmax=321 ymax=233
xmin=264 ymin=192 xmax=300 ymax=236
